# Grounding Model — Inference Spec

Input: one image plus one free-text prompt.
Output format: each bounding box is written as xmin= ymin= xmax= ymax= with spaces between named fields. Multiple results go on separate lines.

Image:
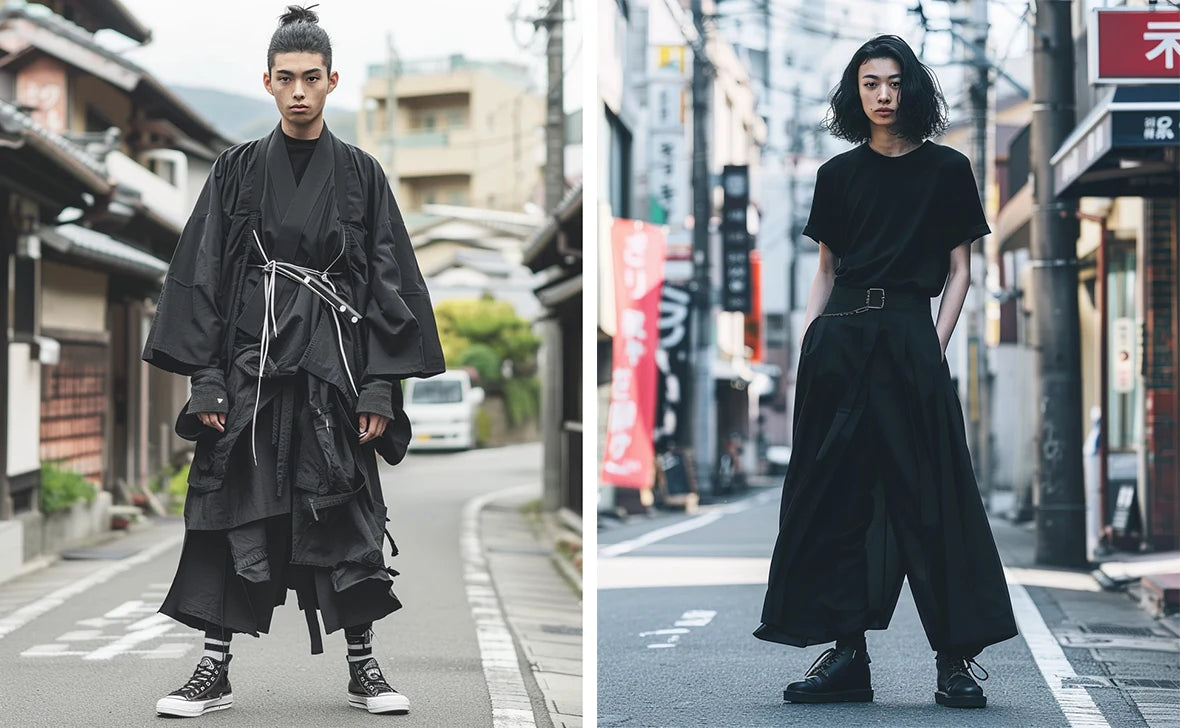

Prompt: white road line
xmin=1008 ymin=581 xmax=1111 ymax=728
xmin=84 ymin=622 xmax=174 ymax=660
xmin=0 ymin=532 xmax=183 ymax=641
xmin=599 ymin=490 xmax=779 ymax=558
xmin=461 ymin=485 xmax=538 ymax=728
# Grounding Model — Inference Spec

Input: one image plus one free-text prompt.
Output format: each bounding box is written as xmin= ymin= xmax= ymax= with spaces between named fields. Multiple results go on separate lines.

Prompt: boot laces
xmin=943 ymin=655 xmax=989 ymax=682
xmin=805 ymin=647 xmax=844 ymax=679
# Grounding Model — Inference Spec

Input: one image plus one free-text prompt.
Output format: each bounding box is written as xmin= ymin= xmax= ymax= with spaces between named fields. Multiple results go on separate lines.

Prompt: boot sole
xmin=784 ymin=688 xmax=874 ymax=703
xmin=935 ymin=691 xmax=986 ymax=708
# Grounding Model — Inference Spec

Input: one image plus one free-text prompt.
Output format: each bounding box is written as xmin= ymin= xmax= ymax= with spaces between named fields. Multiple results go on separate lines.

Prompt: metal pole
xmin=0 ymin=191 xmax=11 ymax=520
xmin=1030 ymin=0 xmax=1085 ymax=567
xmin=544 ymin=0 xmax=565 ymax=212
xmin=689 ymin=0 xmax=714 ymax=495
xmin=969 ymin=0 xmax=991 ymax=496
xmin=1078 ymin=211 xmax=1110 ymax=548
xmin=385 ymin=33 xmax=399 ymax=193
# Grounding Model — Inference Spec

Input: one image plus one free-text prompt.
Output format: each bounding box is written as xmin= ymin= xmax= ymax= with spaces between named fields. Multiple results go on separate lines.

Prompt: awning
xmin=40 ymin=224 xmax=170 ymax=280
xmin=1051 ymin=85 xmax=1180 ymax=199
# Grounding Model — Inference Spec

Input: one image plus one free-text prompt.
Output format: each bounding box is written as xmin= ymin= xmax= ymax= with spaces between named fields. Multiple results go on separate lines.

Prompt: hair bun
xmin=279 ymin=4 xmax=320 ymax=26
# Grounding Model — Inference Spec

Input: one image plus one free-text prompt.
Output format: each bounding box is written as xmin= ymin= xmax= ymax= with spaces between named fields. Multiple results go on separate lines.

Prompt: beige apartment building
xmin=359 ymin=54 xmax=545 ymax=213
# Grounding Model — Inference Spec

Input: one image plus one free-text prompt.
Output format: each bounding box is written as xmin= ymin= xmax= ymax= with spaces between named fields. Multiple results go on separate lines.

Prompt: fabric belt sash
xmin=823 ymin=284 xmax=930 ymax=315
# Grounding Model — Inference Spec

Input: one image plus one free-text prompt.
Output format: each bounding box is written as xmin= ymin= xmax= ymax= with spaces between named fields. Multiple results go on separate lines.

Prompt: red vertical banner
xmin=745 ymin=249 xmax=764 ymax=362
xmin=601 ymin=219 xmax=666 ymax=488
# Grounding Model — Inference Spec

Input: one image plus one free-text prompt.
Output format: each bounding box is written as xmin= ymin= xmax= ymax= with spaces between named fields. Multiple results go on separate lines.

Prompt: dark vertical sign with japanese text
xmin=721 ymin=164 xmax=751 ymax=313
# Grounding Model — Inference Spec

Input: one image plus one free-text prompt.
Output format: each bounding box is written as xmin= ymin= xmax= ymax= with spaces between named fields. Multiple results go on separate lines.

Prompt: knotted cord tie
xmin=249 ymin=230 xmax=362 ymax=467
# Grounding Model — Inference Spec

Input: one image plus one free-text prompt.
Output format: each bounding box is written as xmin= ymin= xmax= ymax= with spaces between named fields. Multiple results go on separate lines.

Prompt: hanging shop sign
xmin=1090 ymin=8 xmax=1180 ymax=85
xmin=721 ymin=165 xmax=751 ymax=313
xmin=602 ymin=219 xmax=667 ymax=489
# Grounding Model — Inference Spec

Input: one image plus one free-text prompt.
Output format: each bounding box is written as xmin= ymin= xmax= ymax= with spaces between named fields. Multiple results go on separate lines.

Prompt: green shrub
xmin=475 ymin=407 xmax=492 ymax=446
xmin=503 ymin=376 xmax=540 ymax=427
xmin=40 ymin=461 xmax=97 ymax=515
xmin=168 ymin=463 xmax=191 ymax=515
xmin=460 ymin=344 xmax=502 ymax=385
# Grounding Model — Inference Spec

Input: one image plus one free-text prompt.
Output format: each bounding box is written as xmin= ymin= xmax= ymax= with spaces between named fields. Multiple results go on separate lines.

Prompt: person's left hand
xmin=358 ymin=413 xmax=390 ymax=444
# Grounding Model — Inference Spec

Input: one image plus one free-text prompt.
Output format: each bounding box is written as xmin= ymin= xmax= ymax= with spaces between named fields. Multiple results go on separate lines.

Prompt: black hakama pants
xmin=755 ymin=289 xmax=1017 ymax=658
xmin=160 ymin=394 xmax=401 ymax=650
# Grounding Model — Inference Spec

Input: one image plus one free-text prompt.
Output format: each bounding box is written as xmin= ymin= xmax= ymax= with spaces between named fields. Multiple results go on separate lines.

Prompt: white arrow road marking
xmin=0 ymin=533 xmax=183 ymax=641
xmin=84 ymin=622 xmax=174 ymax=660
xmin=75 ymin=617 xmax=123 ymax=629
xmin=21 ymin=644 xmax=88 ymax=657
xmin=126 ymin=613 xmax=173 ymax=631
xmin=644 ymin=610 xmax=717 ymax=649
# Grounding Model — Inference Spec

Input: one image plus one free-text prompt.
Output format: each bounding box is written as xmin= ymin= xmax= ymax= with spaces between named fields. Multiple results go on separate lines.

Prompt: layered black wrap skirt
xmin=754 ymin=286 xmax=1018 ymax=659
xmin=160 ymin=388 xmax=402 ymax=652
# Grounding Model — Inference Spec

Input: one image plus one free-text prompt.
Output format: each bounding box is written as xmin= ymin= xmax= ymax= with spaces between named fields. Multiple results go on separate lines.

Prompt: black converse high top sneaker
xmin=348 ymin=657 xmax=410 ymax=714
xmin=156 ymin=655 xmax=234 ymax=717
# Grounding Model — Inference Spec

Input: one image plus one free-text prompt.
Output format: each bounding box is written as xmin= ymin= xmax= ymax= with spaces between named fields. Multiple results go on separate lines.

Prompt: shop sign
xmin=720 ymin=165 xmax=751 ymax=313
xmin=1090 ymin=8 xmax=1180 ymax=84
xmin=1112 ymin=317 xmax=1137 ymax=395
xmin=602 ymin=219 xmax=666 ymax=489
xmin=1111 ymin=109 xmax=1179 ymax=147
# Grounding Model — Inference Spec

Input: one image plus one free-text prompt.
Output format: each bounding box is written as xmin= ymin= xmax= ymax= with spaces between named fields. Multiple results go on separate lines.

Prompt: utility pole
xmin=1030 ymin=0 xmax=1085 ymax=567
xmin=967 ymin=0 xmax=992 ymax=496
xmin=688 ymin=0 xmax=714 ymax=494
xmin=385 ymin=33 xmax=399 ymax=194
xmin=544 ymin=0 xmax=565 ymax=211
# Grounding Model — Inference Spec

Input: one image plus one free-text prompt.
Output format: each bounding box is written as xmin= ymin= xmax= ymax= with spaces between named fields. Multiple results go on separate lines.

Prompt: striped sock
xmin=345 ymin=623 xmax=373 ymax=664
xmin=203 ymin=625 xmax=231 ymax=663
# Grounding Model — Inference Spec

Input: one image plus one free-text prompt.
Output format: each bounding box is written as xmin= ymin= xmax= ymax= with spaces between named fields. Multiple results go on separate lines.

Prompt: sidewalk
xmin=990 ymin=516 xmax=1180 ymax=726
xmin=481 ymin=492 xmax=583 ymax=728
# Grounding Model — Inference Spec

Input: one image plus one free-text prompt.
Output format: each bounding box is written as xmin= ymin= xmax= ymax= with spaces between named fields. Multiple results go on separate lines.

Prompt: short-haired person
xmin=754 ymin=35 xmax=1017 ymax=709
xmin=144 ymin=5 xmax=444 ymax=717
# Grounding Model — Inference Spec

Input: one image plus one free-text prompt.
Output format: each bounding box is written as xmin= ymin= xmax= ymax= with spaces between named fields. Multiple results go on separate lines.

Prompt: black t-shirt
xmin=283 ymin=131 xmax=319 ymax=186
xmin=802 ymin=140 xmax=990 ymax=296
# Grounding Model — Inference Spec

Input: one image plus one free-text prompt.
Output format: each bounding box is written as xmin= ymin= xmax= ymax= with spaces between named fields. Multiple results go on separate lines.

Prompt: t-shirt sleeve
xmin=941 ymin=154 xmax=991 ymax=250
xmin=801 ymin=164 xmax=843 ymax=255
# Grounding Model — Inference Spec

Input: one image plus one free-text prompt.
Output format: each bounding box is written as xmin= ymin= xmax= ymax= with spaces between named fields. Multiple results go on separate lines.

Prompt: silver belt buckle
xmin=866 ymin=288 xmax=885 ymax=309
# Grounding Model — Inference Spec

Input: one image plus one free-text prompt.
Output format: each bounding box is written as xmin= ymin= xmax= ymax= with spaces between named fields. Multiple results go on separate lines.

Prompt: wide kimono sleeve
xmin=939 ymin=152 xmax=991 ymax=251
xmin=358 ymin=165 xmax=446 ymax=398
xmin=142 ymin=159 xmax=231 ymax=380
xmin=801 ymin=163 xmax=844 ymax=256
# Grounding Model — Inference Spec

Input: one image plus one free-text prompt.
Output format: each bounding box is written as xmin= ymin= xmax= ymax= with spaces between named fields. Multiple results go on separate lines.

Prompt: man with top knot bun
xmin=145 ymin=4 xmax=444 ymax=718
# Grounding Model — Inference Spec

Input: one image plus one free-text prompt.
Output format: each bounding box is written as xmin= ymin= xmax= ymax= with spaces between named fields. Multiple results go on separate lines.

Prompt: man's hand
xmin=358 ymin=412 xmax=390 ymax=444
xmin=198 ymin=412 xmax=226 ymax=433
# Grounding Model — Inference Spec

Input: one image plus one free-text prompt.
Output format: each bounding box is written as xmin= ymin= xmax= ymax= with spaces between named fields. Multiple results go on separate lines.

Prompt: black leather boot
xmin=935 ymin=654 xmax=989 ymax=708
xmin=783 ymin=645 xmax=873 ymax=703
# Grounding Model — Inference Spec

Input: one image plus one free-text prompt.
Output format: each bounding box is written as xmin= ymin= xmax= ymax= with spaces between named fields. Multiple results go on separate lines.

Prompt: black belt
xmin=822 ymin=284 xmax=930 ymax=316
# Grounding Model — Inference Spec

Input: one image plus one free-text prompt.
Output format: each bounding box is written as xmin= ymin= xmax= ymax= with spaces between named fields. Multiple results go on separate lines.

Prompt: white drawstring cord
xmin=247 ymin=229 xmax=361 ymax=464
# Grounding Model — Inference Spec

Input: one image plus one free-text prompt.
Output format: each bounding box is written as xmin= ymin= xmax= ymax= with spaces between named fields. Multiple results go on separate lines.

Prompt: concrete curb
xmin=481 ymin=490 xmax=583 ymax=728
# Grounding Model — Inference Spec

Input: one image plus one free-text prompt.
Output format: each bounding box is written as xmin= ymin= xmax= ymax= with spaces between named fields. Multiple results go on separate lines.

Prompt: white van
xmin=404 ymin=370 xmax=485 ymax=451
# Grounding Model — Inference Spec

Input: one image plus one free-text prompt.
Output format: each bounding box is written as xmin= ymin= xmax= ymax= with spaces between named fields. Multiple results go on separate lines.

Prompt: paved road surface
xmin=0 ymin=442 xmax=542 ymax=727
xmin=598 ymin=483 xmax=1180 ymax=727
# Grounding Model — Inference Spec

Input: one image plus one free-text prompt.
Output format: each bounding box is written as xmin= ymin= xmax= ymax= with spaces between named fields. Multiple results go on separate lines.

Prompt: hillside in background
xmin=174 ymin=85 xmax=358 ymax=146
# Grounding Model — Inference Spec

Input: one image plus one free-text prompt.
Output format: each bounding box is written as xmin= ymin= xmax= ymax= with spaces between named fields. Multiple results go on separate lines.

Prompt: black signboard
xmin=720 ymin=164 xmax=751 ymax=313
xmin=655 ymin=283 xmax=692 ymax=446
xmin=1111 ymin=109 xmax=1179 ymax=148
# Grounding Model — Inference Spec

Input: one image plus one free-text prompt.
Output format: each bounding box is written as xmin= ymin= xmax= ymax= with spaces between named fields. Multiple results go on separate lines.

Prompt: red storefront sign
xmin=1090 ymin=8 xmax=1180 ymax=84
xmin=744 ymin=250 xmax=764 ymax=362
xmin=601 ymin=219 xmax=666 ymax=489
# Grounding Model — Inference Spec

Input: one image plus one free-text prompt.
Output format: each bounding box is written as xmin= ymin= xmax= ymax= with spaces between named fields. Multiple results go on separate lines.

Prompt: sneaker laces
xmin=174 ymin=659 xmax=220 ymax=698
xmin=355 ymin=659 xmax=395 ymax=696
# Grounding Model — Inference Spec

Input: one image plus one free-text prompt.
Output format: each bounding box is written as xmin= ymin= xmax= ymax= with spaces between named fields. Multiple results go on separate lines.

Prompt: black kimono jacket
xmin=143 ymin=124 xmax=444 ymax=618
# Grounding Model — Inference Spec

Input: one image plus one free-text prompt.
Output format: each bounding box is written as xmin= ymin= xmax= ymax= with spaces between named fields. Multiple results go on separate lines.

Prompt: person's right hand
xmin=198 ymin=412 xmax=226 ymax=433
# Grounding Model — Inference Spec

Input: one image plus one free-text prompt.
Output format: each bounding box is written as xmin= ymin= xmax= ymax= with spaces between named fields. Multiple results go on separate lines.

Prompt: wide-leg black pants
xmin=755 ymin=294 xmax=1017 ymax=658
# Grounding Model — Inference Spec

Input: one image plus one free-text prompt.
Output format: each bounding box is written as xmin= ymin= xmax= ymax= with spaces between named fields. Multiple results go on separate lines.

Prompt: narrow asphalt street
xmin=598 ymin=480 xmax=1180 ymax=728
xmin=0 ymin=442 xmax=544 ymax=727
